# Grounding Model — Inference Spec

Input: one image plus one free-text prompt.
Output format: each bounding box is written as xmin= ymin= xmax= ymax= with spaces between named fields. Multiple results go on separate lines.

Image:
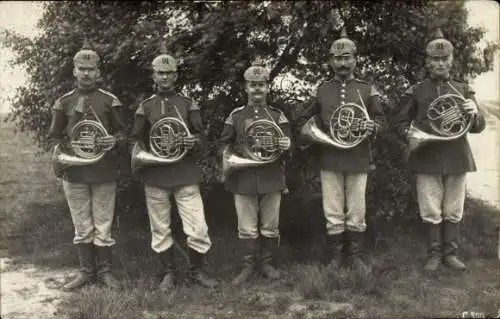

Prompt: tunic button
xmin=341 ymin=83 xmax=346 ymax=87
xmin=341 ymin=94 xmax=345 ymax=99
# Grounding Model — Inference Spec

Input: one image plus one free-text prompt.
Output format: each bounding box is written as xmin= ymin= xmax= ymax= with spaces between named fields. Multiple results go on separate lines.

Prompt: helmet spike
xmin=159 ymin=41 xmax=169 ymax=55
xmin=432 ymin=27 xmax=444 ymax=40
xmin=251 ymin=56 xmax=265 ymax=67
xmin=81 ymin=38 xmax=92 ymax=50
xmin=340 ymin=27 xmax=348 ymax=38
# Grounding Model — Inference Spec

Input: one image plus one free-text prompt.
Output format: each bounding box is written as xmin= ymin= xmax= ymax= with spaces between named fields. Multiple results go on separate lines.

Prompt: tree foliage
xmin=1 ymin=0 xmax=498 ymax=224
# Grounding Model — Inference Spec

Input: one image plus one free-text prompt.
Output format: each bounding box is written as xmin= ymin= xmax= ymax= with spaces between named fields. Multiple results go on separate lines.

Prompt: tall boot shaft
xmin=62 ymin=243 xmax=96 ymax=291
xmin=232 ymin=238 xmax=258 ymax=285
xmin=158 ymin=247 xmax=175 ymax=291
xmin=96 ymin=246 xmax=113 ymax=275
xmin=347 ymin=231 xmax=365 ymax=257
xmin=423 ymin=223 xmax=441 ymax=272
xmin=347 ymin=231 xmax=371 ymax=273
xmin=443 ymin=221 xmax=466 ymax=270
xmin=260 ymin=236 xmax=281 ymax=280
xmin=187 ymin=249 xmax=218 ymax=288
xmin=96 ymin=246 xmax=120 ymax=289
xmin=325 ymin=233 xmax=345 ymax=268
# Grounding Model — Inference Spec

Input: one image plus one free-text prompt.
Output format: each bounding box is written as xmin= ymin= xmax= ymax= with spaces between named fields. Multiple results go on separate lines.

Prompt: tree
xmin=2 ymin=0 xmax=498 ymax=226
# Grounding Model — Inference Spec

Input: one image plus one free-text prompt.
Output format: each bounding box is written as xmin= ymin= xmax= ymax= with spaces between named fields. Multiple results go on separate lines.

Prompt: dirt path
xmin=0 ymin=256 xmax=74 ymax=319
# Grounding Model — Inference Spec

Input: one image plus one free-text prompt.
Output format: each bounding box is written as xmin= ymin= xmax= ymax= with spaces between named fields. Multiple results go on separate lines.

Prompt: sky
xmin=0 ymin=1 xmax=499 ymax=114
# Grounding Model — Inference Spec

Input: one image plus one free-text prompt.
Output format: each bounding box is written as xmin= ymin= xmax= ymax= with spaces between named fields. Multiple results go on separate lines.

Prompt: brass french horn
xmin=406 ymin=89 xmax=473 ymax=157
xmin=131 ymin=117 xmax=193 ymax=175
xmin=52 ymin=119 xmax=114 ymax=175
xmin=220 ymin=119 xmax=286 ymax=182
xmin=300 ymin=102 xmax=371 ymax=149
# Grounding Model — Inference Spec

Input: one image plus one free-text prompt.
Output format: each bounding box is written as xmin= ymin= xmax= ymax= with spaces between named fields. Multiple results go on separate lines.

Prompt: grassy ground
xmin=1 ymin=114 xmax=500 ymax=318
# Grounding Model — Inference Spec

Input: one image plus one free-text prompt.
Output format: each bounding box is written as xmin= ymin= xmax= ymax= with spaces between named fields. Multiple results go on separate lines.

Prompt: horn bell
xmin=52 ymin=143 xmax=104 ymax=177
xmin=130 ymin=143 xmax=182 ymax=176
xmin=300 ymin=115 xmax=342 ymax=149
xmin=404 ymin=122 xmax=462 ymax=160
xmin=220 ymin=146 xmax=273 ymax=183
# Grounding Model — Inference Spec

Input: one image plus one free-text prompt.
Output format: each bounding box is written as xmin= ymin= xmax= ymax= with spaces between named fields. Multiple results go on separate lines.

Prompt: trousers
xmin=320 ymin=170 xmax=368 ymax=235
xmin=62 ymin=181 xmax=116 ymax=246
xmin=234 ymin=192 xmax=281 ymax=239
xmin=416 ymin=173 xmax=467 ymax=224
xmin=144 ymin=184 xmax=212 ymax=254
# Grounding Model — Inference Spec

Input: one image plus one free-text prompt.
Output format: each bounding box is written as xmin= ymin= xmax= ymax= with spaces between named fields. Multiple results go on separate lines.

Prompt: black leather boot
xmin=326 ymin=232 xmax=345 ymax=269
xmin=63 ymin=243 xmax=96 ymax=291
xmin=423 ymin=223 xmax=442 ymax=272
xmin=260 ymin=236 xmax=281 ymax=280
xmin=232 ymin=238 xmax=258 ymax=285
xmin=443 ymin=221 xmax=466 ymax=270
xmin=347 ymin=231 xmax=371 ymax=273
xmin=187 ymin=249 xmax=218 ymax=288
xmin=96 ymin=246 xmax=120 ymax=290
xmin=158 ymin=247 xmax=175 ymax=292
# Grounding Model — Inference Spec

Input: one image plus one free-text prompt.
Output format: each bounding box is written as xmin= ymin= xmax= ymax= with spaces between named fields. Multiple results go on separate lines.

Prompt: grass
xmin=1 ymin=113 xmax=500 ymax=318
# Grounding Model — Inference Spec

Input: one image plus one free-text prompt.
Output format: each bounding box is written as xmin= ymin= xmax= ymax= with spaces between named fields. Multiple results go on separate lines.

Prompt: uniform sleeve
xmin=279 ymin=113 xmax=293 ymax=160
xmin=368 ymin=85 xmax=387 ymax=138
xmin=464 ymin=84 xmax=486 ymax=134
xmin=109 ymin=97 xmax=128 ymax=148
xmin=128 ymin=103 xmax=148 ymax=154
xmin=46 ymin=99 xmax=67 ymax=151
xmin=395 ymin=85 xmax=418 ymax=140
xmin=188 ymin=110 xmax=204 ymax=135
xmin=218 ymin=113 xmax=236 ymax=156
xmin=294 ymin=99 xmax=321 ymax=134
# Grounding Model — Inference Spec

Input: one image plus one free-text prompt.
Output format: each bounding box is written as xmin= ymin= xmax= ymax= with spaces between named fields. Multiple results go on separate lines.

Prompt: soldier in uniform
xmin=396 ymin=28 xmax=486 ymax=271
xmin=295 ymin=29 xmax=386 ymax=272
xmin=47 ymin=40 xmax=127 ymax=291
xmin=129 ymin=43 xmax=218 ymax=290
xmin=219 ymin=59 xmax=292 ymax=285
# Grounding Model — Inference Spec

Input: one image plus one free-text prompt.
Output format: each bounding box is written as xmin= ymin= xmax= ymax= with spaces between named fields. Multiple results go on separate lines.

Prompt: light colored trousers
xmin=144 ymin=184 xmax=212 ymax=254
xmin=234 ymin=192 xmax=281 ymax=239
xmin=62 ymin=181 xmax=116 ymax=246
xmin=416 ymin=173 xmax=467 ymax=224
xmin=320 ymin=170 xmax=368 ymax=235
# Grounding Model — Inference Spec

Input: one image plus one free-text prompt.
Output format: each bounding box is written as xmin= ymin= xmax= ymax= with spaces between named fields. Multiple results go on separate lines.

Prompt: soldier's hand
xmin=278 ymin=137 xmax=291 ymax=151
xmin=463 ymin=99 xmax=478 ymax=115
xmin=364 ymin=120 xmax=378 ymax=136
xmin=183 ymin=135 xmax=199 ymax=149
xmin=96 ymin=135 xmax=116 ymax=150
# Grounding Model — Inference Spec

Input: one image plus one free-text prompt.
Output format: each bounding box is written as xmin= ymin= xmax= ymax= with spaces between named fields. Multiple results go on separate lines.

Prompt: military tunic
xmin=396 ymin=77 xmax=486 ymax=175
xmin=47 ymin=87 xmax=128 ymax=183
xmin=296 ymin=76 xmax=386 ymax=172
xmin=219 ymin=104 xmax=291 ymax=195
xmin=129 ymin=91 xmax=204 ymax=189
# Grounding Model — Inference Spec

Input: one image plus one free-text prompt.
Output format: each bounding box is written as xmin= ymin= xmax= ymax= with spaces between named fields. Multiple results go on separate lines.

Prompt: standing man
xmin=396 ymin=28 xmax=486 ymax=271
xmin=219 ymin=59 xmax=292 ymax=285
xmin=129 ymin=42 xmax=217 ymax=290
xmin=47 ymin=40 xmax=127 ymax=291
xmin=295 ymin=29 xmax=386 ymax=272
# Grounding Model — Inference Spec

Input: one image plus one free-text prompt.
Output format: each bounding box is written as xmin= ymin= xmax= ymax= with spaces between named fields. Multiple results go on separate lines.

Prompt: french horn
xmin=52 ymin=119 xmax=114 ymax=174
xmin=131 ymin=116 xmax=193 ymax=175
xmin=220 ymin=119 xmax=286 ymax=182
xmin=406 ymin=92 xmax=472 ymax=157
xmin=300 ymin=102 xmax=371 ymax=149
